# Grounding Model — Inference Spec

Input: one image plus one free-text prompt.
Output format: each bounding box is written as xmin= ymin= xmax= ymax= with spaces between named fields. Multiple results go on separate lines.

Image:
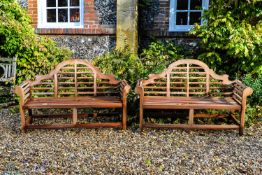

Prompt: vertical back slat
xmin=54 ymin=74 xmax=58 ymax=98
xmin=206 ymin=74 xmax=210 ymax=94
xmin=7 ymin=65 xmax=11 ymax=77
xmin=12 ymin=57 xmax=17 ymax=78
xmin=74 ymin=63 xmax=77 ymax=97
xmin=186 ymin=63 xmax=189 ymax=97
xmin=4 ymin=65 xmax=8 ymax=79
xmin=94 ymin=73 xmax=97 ymax=96
xmin=166 ymin=72 xmax=170 ymax=97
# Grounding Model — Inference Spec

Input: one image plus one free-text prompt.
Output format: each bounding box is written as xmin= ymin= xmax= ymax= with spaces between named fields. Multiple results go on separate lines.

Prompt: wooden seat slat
xmin=143 ymin=97 xmax=240 ymax=110
xmin=24 ymin=96 xmax=122 ymax=109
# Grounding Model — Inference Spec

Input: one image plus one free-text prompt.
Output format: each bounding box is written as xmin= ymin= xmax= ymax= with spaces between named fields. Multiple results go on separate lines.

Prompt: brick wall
xmin=28 ymin=0 xmax=116 ymax=35
xmin=28 ymin=0 xmax=37 ymax=27
xmin=140 ymin=0 xmax=190 ymax=37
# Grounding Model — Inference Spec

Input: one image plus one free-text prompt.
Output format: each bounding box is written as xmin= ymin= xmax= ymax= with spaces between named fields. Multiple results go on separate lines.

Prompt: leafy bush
xmin=242 ymin=74 xmax=262 ymax=123
xmin=0 ymin=0 xmax=71 ymax=84
xmin=93 ymin=48 xmax=144 ymax=90
xmin=242 ymin=74 xmax=262 ymax=106
xmin=191 ymin=0 xmax=262 ymax=77
xmin=140 ymin=40 xmax=184 ymax=76
xmin=94 ymin=41 xmax=185 ymax=89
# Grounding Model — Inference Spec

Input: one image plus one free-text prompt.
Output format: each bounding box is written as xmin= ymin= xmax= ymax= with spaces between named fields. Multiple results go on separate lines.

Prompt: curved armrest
xmin=233 ymin=80 xmax=253 ymax=106
xmin=118 ymin=80 xmax=131 ymax=101
xmin=15 ymin=81 xmax=31 ymax=105
xmin=135 ymin=80 xmax=144 ymax=95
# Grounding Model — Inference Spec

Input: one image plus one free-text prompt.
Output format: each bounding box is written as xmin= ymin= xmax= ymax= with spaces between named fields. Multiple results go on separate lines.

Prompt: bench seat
xmin=143 ymin=96 xmax=241 ymax=110
xmin=24 ymin=96 xmax=123 ymax=109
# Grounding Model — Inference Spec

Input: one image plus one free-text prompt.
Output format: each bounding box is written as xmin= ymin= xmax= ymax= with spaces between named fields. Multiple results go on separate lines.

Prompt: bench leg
xmin=19 ymin=106 xmax=26 ymax=133
xmin=122 ymin=105 xmax=127 ymax=130
xmin=239 ymin=109 xmax=246 ymax=136
xmin=28 ymin=109 xmax=33 ymax=124
xmin=140 ymin=107 xmax=143 ymax=132
xmin=73 ymin=108 xmax=78 ymax=125
xmin=188 ymin=109 xmax=194 ymax=125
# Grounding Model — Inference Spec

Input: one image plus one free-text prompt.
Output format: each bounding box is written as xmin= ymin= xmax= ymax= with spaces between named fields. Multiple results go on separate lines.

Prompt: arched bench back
xmin=142 ymin=59 xmax=233 ymax=97
xmin=29 ymin=59 xmax=120 ymax=98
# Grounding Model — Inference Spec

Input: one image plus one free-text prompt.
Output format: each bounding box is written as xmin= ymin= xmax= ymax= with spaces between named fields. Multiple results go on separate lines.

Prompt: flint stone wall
xmin=50 ymin=36 xmax=116 ymax=59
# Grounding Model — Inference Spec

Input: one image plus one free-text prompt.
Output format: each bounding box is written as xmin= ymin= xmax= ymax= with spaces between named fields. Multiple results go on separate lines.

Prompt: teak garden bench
xmin=136 ymin=59 xmax=253 ymax=135
xmin=15 ymin=59 xmax=130 ymax=132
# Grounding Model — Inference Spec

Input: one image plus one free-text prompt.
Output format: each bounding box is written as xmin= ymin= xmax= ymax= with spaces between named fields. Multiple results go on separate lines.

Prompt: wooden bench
xmin=15 ymin=59 xmax=131 ymax=132
xmin=0 ymin=57 xmax=16 ymax=83
xmin=136 ymin=59 xmax=253 ymax=135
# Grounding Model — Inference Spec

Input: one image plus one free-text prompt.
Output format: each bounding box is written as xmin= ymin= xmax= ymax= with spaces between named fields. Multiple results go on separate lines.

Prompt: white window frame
xmin=169 ymin=0 xmax=209 ymax=32
xmin=38 ymin=0 xmax=84 ymax=28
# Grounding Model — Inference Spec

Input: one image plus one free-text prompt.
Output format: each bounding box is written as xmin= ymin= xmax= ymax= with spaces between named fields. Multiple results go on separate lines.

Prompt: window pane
xmin=47 ymin=9 xmax=56 ymax=22
xmin=190 ymin=0 xmax=202 ymax=10
xmin=58 ymin=9 xmax=68 ymax=22
xmin=58 ymin=0 xmax=68 ymax=7
xmin=47 ymin=0 xmax=56 ymax=7
xmin=70 ymin=9 xmax=80 ymax=22
xmin=70 ymin=0 xmax=79 ymax=6
xmin=189 ymin=12 xmax=201 ymax=25
xmin=177 ymin=0 xmax=188 ymax=10
xmin=176 ymin=12 xmax=188 ymax=25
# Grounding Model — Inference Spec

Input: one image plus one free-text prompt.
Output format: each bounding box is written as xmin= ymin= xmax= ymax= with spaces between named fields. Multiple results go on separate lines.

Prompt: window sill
xmin=35 ymin=28 xmax=116 ymax=35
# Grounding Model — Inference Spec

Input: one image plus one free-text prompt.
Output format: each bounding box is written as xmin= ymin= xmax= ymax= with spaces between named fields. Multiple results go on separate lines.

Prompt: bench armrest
xmin=233 ymin=80 xmax=253 ymax=106
xmin=119 ymin=80 xmax=131 ymax=101
xmin=135 ymin=80 xmax=144 ymax=97
xmin=15 ymin=81 xmax=31 ymax=105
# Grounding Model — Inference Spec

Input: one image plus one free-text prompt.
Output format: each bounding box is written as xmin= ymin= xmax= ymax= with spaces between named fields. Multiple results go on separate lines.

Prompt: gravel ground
xmin=0 ymin=107 xmax=262 ymax=175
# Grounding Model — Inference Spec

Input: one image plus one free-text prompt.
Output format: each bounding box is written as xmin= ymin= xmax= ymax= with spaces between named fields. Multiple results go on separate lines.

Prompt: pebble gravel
xmin=0 ymin=108 xmax=261 ymax=174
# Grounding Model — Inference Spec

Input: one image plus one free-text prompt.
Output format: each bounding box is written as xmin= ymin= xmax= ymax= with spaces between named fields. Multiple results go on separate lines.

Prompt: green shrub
xmin=242 ymin=74 xmax=262 ymax=123
xmin=0 ymin=0 xmax=71 ymax=84
xmin=140 ymin=41 xmax=184 ymax=76
xmin=94 ymin=41 xmax=186 ymax=89
xmin=93 ymin=48 xmax=144 ymax=90
xmin=190 ymin=0 xmax=262 ymax=77
xmin=242 ymin=74 xmax=262 ymax=106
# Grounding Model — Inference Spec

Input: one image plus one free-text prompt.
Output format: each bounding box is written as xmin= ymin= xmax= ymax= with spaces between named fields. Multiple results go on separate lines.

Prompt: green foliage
xmin=94 ymin=41 xmax=185 ymax=90
xmin=242 ymin=74 xmax=262 ymax=106
xmin=93 ymin=48 xmax=144 ymax=90
xmin=0 ymin=0 xmax=71 ymax=84
xmin=242 ymin=74 xmax=262 ymax=123
xmin=140 ymin=41 xmax=184 ymax=76
xmin=246 ymin=105 xmax=262 ymax=124
xmin=190 ymin=0 xmax=262 ymax=77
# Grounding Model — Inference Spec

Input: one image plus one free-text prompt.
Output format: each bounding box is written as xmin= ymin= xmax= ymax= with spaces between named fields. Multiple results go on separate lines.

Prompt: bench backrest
xmin=29 ymin=59 xmax=120 ymax=98
xmin=141 ymin=59 xmax=234 ymax=97
xmin=0 ymin=57 xmax=16 ymax=82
